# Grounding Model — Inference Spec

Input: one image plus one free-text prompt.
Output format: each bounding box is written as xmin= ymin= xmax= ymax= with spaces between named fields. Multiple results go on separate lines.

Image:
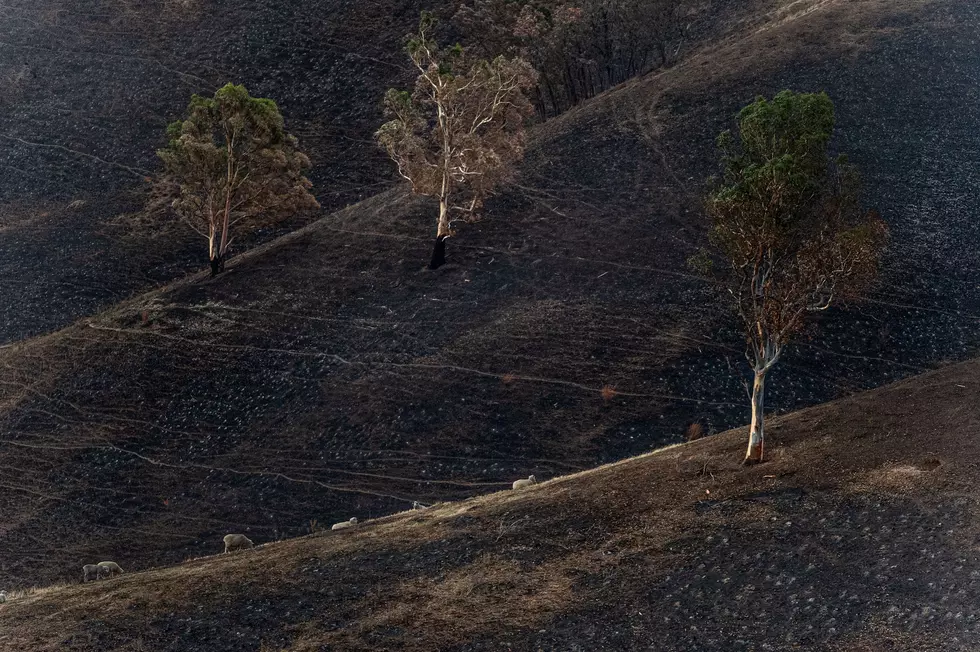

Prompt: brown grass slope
xmin=1 ymin=355 xmax=978 ymax=651
xmin=0 ymin=0 xmax=975 ymax=590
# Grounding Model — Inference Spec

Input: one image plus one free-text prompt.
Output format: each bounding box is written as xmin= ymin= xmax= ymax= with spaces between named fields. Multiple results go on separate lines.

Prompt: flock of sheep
xmin=81 ymin=561 xmax=125 ymax=582
xmin=219 ymin=477 xmax=537 ymax=553
xmin=2 ymin=475 xmax=543 ymax=594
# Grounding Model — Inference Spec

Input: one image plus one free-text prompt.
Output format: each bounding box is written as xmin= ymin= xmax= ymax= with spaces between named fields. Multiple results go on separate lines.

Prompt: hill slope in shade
xmin=2 ymin=0 xmax=978 ymax=589
xmin=1 ymin=353 xmax=978 ymax=651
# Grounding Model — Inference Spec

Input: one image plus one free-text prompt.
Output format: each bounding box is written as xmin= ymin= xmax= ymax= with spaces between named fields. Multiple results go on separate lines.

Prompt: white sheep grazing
xmin=0 ymin=590 xmax=6 ymax=603
xmin=223 ymin=534 xmax=255 ymax=553
xmin=82 ymin=564 xmax=107 ymax=582
xmin=512 ymin=475 xmax=537 ymax=490
xmin=98 ymin=561 xmax=124 ymax=577
xmin=331 ymin=517 xmax=358 ymax=531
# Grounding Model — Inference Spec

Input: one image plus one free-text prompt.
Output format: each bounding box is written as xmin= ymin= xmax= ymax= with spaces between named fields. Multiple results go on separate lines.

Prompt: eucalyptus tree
xmin=158 ymin=83 xmax=318 ymax=276
xmin=376 ymin=13 xmax=537 ymax=269
xmin=699 ymin=90 xmax=887 ymax=463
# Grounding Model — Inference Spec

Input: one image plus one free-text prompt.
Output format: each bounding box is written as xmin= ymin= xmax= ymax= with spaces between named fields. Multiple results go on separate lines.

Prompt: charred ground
xmin=0 ymin=0 xmax=743 ymax=344
xmin=0 ymin=0 xmax=978 ymax=605
xmin=0 ymin=0 xmax=436 ymax=343
xmin=1 ymin=355 xmax=978 ymax=650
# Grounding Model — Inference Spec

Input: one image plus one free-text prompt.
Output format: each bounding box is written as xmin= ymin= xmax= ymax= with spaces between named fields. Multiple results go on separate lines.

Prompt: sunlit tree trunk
xmin=218 ymin=193 xmax=232 ymax=258
xmin=744 ymin=367 xmax=767 ymax=464
xmin=211 ymin=190 xmax=232 ymax=276
xmin=207 ymin=205 xmax=222 ymax=277
xmin=744 ymin=335 xmax=780 ymax=464
xmin=430 ymin=197 xmax=451 ymax=269
xmin=213 ymin=135 xmax=236 ymax=276
xmin=430 ymin=94 xmax=453 ymax=271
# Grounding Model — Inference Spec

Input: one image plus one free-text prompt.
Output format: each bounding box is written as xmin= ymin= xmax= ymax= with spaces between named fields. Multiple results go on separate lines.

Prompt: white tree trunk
xmin=437 ymin=197 xmax=451 ymax=238
xmin=744 ymin=368 xmax=767 ymax=464
xmin=428 ymin=197 xmax=451 ymax=270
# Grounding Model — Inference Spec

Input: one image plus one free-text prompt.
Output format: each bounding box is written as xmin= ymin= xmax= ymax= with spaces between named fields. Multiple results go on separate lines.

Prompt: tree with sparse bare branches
xmin=376 ymin=13 xmax=537 ymax=269
xmin=696 ymin=90 xmax=887 ymax=464
xmin=157 ymin=83 xmax=319 ymax=276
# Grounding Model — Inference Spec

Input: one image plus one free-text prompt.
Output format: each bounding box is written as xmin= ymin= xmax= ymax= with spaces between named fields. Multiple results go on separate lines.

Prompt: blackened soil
xmin=3 ymin=357 xmax=980 ymax=651
xmin=0 ymin=0 xmax=978 ymax=604
xmin=0 ymin=0 xmax=439 ymax=344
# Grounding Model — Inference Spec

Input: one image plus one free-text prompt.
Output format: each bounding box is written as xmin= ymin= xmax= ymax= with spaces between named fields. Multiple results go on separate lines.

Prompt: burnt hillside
xmin=2 ymin=350 xmax=979 ymax=651
xmin=0 ymin=0 xmax=741 ymax=344
xmin=0 ymin=0 xmax=432 ymax=203
xmin=0 ymin=0 xmax=975 ymax=590
xmin=0 ymin=0 xmax=436 ymax=343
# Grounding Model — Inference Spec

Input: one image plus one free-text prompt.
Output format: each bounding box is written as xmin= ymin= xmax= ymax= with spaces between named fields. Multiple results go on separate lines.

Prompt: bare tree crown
xmin=375 ymin=13 xmax=537 ymax=237
xmin=453 ymin=0 xmax=686 ymax=118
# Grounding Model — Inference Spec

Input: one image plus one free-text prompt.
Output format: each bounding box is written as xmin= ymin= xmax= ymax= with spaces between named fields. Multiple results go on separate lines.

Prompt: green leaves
xmin=155 ymin=84 xmax=318 ymax=263
xmin=708 ymin=91 xmax=839 ymax=243
xmin=702 ymin=89 xmax=886 ymax=363
xmin=736 ymin=90 xmax=833 ymax=160
xmin=686 ymin=249 xmax=714 ymax=277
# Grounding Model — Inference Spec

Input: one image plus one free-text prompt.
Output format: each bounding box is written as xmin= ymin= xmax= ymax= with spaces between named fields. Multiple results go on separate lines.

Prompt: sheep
xmin=331 ymin=517 xmax=358 ymax=531
xmin=223 ymin=534 xmax=254 ymax=553
xmin=412 ymin=501 xmax=429 ymax=511
xmin=512 ymin=475 xmax=537 ymax=490
xmin=0 ymin=590 xmax=6 ymax=603
xmin=82 ymin=564 xmax=108 ymax=582
xmin=98 ymin=561 xmax=124 ymax=577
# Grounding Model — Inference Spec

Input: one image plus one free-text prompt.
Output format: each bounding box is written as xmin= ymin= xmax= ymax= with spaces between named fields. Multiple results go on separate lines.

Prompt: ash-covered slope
xmin=0 ymin=0 xmax=436 ymax=343
xmin=0 ymin=0 xmax=742 ymax=344
xmin=0 ymin=0 xmax=430 ymax=203
xmin=1 ymin=352 xmax=978 ymax=651
xmin=0 ymin=0 xmax=977 ymax=591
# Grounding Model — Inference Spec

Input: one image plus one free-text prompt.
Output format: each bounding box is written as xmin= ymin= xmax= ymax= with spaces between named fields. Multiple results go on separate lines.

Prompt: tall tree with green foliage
xmin=376 ymin=13 xmax=537 ymax=269
xmin=699 ymin=90 xmax=887 ymax=464
xmin=158 ymin=83 xmax=319 ymax=276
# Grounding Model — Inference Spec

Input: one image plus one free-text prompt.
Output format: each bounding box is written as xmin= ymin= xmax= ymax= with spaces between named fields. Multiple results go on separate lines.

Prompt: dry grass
xmin=600 ymin=384 xmax=618 ymax=402
xmin=323 ymin=553 xmax=578 ymax=649
xmin=6 ymin=352 xmax=980 ymax=650
xmin=0 ymin=346 xmax=980 ymax=651
xmin=1 ymin=583 xmax=71 ymax=602
xmin=684 ymin=422 xmax=706 ymax=441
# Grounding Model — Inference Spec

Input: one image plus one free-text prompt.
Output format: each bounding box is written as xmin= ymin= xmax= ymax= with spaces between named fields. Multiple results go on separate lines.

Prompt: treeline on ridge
xmin=452 ymin=0 xmax=687 ymax=119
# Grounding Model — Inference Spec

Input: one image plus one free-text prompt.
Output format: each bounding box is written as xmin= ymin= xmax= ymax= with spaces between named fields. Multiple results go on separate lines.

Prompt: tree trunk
xmin=542 ymin=76 xmax=559 ymax=118
xmin=744 ymin=368 xmax=767 ymax=464
xmin=429 ymin=199 xmax=451 ymax=270
xmin=207 ymin=225 xmax=223 ymax=277
xmin=209 ymin=254 xmax=224 ymax=277
xmin=429 ymin=236 xmax=448 ymax=270
xmin=218 ymin=191 xmax=232 ymax=259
